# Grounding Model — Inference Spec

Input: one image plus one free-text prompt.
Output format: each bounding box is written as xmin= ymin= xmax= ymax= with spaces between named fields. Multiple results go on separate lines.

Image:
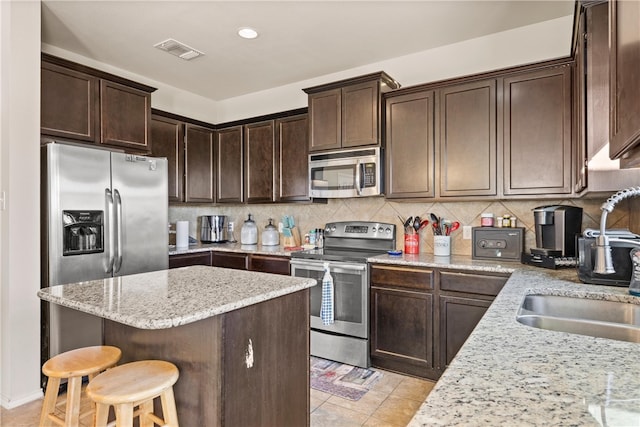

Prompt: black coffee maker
xmin=522 ymin=205 xmax=583 ymax=268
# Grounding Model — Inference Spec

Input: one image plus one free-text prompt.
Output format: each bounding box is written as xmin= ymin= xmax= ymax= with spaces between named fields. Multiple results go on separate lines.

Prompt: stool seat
xmin=40 ymin=346 xmax=122 ymax=427
xmin=87 ymin=360 xmax=180 ymax=427
xmin=42 ymin=346 xmax=122 ymax=379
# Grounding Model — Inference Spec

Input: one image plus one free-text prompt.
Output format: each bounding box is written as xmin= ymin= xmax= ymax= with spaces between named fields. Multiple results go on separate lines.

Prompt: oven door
xmin=290 ymin=259 xmax=368 ymax=338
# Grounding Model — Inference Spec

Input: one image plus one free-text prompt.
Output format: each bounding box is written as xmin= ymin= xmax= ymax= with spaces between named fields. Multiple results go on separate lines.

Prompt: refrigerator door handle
xmin=113 ymin=189 xmax=123 ymax=274
xmin=105 ymin=188 xmax=115 ymax=274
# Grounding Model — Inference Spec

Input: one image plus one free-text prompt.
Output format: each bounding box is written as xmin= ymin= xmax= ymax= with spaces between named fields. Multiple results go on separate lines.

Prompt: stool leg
xmin=138 ymin=400 xmax=154 ymax=427
xmin=160 ymin=387 xmax=179 ymax=427
xmin=94 ymin=403 xmax=110 ymax=427
xmin=40 ymin=377 xmax=61 ymax=427
xmin=115 ymin=403 xmax=134 ymax=427
xmin=65 ymin=376 xmax=82 ymax=427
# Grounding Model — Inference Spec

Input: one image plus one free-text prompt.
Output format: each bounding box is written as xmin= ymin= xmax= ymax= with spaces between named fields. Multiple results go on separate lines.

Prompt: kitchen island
xmin=38 ymin=265 xmax=316 ymax=426
xmin=370 ymin=254 xmax=640 ymax=426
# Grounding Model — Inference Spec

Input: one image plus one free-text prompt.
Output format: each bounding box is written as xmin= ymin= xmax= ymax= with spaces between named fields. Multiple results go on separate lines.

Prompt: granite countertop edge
xmin=169 ymin=242 xmax=295 ymax=257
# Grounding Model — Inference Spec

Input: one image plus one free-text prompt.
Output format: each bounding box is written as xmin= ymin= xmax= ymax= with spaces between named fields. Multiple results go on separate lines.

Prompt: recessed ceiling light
xmin=238 ymin=28 xmax=258 ymax=39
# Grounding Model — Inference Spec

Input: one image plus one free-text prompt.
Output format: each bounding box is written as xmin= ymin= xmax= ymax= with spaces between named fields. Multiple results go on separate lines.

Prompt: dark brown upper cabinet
xmin=503 ymin=64 xmax=572 ymax=196
xmin=216 ymin=126 xmax=244 ymax=203
xmin=609 ymin=0 xmax=640 ymax=162
xmin=151 ymin=115 xmax=184 ymax=203
xmin=385 ymin=90 xmax=436 ymax=199
xmin=439 ymin=79 xmax=497 ymax=197
xmin=275 ymin=114 xmax=310 ymax=202
xmin=304 ymin=72 xmax=400 ymax=152
xmin=244 ymin=120 xmax=276 ymax=203
xmin=41 ymin=54 xmax=155 ymax=154
xmin=41 ymin=61 xmax=99 ymax=142
xmin=185 ymin=124 xmax=215 ymax=203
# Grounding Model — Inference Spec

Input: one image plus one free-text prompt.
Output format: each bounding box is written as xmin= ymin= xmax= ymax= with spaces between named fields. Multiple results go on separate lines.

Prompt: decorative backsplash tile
xmin=169 ymin=197 xmax=631 ymax=256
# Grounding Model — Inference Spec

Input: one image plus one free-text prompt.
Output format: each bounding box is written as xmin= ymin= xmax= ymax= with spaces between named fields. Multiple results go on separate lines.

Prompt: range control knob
xmin=385 ymin=228 xmax=391 ymax=234
xmin=378 ymin=227 xmax=384 ymax=233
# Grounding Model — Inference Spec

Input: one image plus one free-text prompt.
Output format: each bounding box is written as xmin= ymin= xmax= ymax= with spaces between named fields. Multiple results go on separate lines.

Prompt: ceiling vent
xmin=154 ymin=38 xmax=204 ymax=61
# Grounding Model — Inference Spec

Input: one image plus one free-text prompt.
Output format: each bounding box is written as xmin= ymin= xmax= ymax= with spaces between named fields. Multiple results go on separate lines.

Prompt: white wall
xmin=0 ymin=0 xmax=43 ymax=408
xmin=216 ymin=15 xmax=573 ymax=122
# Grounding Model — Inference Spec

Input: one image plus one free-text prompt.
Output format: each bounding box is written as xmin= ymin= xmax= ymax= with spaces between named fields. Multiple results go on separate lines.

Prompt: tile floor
xmin=1 ymin=369 xmax=434 ymax=427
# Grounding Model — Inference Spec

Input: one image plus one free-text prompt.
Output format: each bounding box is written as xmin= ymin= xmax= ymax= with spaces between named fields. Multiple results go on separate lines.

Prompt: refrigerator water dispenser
xmin=62 ymin=210 xmax=104 ymax=255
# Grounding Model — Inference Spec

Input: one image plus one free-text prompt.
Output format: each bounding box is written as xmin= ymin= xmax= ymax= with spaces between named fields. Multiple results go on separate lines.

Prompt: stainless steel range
xmin=290 ymin=221 xmax=396 ymax=368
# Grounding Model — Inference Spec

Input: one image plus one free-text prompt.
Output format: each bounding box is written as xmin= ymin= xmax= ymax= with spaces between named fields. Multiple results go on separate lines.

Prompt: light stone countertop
xmin=168 ymin=241 xmax=295 ymax=257
xmin=368 ymin=253 xmax=640 ymax=426
xmin=37 ymin=265 xmax=316 ymax=330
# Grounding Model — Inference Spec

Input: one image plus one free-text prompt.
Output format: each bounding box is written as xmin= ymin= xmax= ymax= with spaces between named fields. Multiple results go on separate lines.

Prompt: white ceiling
xmin=41 ymin=1 xmax=575 ymax=102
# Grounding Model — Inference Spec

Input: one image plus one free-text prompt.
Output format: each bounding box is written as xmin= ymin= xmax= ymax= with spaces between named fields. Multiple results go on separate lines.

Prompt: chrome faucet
xmin=594 ymin=187 xmax=640 ymax=274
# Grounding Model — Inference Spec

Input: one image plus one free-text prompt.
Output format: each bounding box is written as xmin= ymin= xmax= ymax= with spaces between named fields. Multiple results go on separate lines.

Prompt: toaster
xmin=577 ymin=231 xmax=640 ymax=286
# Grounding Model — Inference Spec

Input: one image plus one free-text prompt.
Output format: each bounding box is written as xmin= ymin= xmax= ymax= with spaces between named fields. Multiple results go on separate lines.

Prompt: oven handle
xmin=290 ymin=259 xmax=366 ymax=272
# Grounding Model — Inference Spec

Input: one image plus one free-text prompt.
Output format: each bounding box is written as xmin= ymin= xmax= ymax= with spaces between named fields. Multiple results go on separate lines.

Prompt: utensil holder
xmin=404 ymin=233 xmax=419 ymax=254
xmin=434 ymin=235 xmax=451 ymax=256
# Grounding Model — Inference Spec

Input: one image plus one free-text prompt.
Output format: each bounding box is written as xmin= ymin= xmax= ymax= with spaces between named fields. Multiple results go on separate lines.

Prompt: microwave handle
xmin=355 ymin=160 xmax=362 ymax=196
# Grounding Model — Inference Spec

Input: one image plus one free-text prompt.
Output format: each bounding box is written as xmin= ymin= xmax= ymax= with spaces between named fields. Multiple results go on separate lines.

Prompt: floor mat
xmin=310 ymin=356 xmax=383 ymax=401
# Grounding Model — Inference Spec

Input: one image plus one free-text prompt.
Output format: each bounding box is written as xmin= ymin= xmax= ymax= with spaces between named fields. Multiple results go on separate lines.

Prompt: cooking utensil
xmin=404 ymin=216 xmax=414 ymax=233
xmin=418 ymin=220 xmax=429 ymax=231
xmin=449 ymin=221 xmax=460 ymax=233
xmin=413 ymin=216 xmax=421 ymax=231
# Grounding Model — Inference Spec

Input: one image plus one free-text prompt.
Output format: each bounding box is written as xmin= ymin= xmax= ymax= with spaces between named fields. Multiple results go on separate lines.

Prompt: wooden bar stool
xmin=40 ymin=345 xmax=122 ymax=427
xmin=86 ymin=360 xmax=180 ymax=427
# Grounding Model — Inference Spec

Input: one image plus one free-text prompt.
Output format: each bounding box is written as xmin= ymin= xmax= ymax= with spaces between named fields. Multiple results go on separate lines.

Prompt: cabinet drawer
xmin=370 ymin=265 xmax=433 ymax=291
xmin=439 ymin=271 xmax=508 ymax=296
xmin=212 ymin=252 xmax=248 ymax=270
xmin=249 ymin=255 xmax=290 ymax=275
xmin=169 ymin=252 xmax=211 ymax=269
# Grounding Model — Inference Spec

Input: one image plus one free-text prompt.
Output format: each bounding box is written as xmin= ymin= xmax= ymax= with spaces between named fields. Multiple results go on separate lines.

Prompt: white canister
xmin=434 ymin=235 xmax=451 ymax=257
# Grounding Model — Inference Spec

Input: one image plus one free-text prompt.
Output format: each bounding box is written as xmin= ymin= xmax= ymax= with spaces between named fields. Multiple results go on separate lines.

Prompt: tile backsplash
xmin=169 ymin=196 xmax=631 ymax=256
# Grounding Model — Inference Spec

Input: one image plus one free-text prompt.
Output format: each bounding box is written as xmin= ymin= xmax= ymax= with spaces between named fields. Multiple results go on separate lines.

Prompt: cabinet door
xmin=308 ymin=89 xmax=341 ymax=152
xmin=275 ymin=115 xmax=310 ymax=202
xmin=212 ymin=252 xmax=248 ymax=270
xmin=609 ymin=0 xmax=640 ymax=160
xmin=342 ymin=80 xmax=379 ymax=148
xmin=385 ymin=91 xmax=435 ymax=198
xmin=216 ymin=126 xmax=244 ymax=203
xmin=370 ymin=286 xmax=435 ymax=379
xmin=185 ymin=124 xmax=214 ymax=203
xmin=503 ymin=65 xmax=572 ymax=195
xmin=151 ymin=115 xmax=184 ymax=203
xmin=438 ymin=296 xmax=490 ymax=368
xmin=99 ymin=80 xmax=151 ymax=153
xmin=41 ymin=61 xmax=99 ymax=142
xmin=244 ymin=121 xmax=275 ymax=203
xmin=439 ymin=80 xmax=497 ymax=197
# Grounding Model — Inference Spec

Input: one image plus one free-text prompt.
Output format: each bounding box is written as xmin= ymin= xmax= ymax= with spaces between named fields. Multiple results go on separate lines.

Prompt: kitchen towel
xmin=320 ymin=264 xmax=334 ymax=325
xmin=176 ymin=221 xmax=189 ymax=249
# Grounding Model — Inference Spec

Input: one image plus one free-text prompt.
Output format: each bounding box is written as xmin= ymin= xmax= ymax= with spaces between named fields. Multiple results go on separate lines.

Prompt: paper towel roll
xmin=176 ymin=221 xmax=189 ymax=249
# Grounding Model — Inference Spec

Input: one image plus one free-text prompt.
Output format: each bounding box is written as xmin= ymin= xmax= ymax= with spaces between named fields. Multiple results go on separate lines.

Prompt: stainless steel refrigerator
xmin=41 ymin=142 xmax=168 ymax=365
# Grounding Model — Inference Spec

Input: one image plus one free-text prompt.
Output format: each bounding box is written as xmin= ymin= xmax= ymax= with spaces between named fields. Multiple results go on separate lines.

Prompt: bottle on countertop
xmin=241 ymin=214 xmax=258 ymax=245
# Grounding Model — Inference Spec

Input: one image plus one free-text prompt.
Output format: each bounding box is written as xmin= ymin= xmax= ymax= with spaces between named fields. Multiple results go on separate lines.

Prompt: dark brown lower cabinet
xmin=370 ymin=264 xmax=509 ymax=380
xmin=168 ymin=252 xmax=212 ymax=269
xmin=212 ymin=251 xmax=249 ymax=270
xmin=249 ymin=255 xmax=290 ymax=275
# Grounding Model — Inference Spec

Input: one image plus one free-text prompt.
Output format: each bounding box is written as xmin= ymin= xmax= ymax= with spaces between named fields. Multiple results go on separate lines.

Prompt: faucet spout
xmin=594 ymin=186 xmax=640 ymax=275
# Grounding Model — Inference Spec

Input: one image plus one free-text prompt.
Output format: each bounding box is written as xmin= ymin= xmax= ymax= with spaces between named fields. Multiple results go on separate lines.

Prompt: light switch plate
xmin=463 ymin=225 xmax=472 ymax=240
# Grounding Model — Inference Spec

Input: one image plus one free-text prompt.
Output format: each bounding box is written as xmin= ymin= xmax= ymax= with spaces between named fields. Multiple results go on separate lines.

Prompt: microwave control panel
xmin=363 ymin=163 xmax=376 ymax=187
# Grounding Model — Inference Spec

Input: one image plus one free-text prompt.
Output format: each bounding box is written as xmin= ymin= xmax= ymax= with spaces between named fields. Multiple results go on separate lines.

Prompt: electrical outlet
xmin=463 ymin=225 xmax=472 ymax=240
xmin=228 ymin=221 xmax=235 ymax=232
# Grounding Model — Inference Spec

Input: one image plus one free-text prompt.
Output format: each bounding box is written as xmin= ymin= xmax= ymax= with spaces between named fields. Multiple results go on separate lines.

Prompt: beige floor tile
xmin=370 ymin=395 xmax=423 ymax=426
xmin=310 ymin=387 xmax=333 ymax=403
xmin=363 ymin=415 xmax=408 ymax=427
xmin=369 ymin=370 xmax=404 ymax=394
xmin=310 ymin=401 xmax=370 ymax=427
xmin=391 ymin=377 xmax=435 ymax=402
xmin=326 ymin=389 xmax=388 ymax=415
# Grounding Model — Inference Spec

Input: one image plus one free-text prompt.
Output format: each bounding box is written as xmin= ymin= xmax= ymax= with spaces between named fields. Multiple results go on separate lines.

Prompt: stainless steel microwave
xmin=309 ymin=147 xmax=382 ymax=198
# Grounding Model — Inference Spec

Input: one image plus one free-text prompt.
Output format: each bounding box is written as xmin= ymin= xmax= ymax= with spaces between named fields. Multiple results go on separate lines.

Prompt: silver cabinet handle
xmin=105 ymin=188 xmax=115 ymax=274
xmin=113 ymin=189 xmax=123 ymax=274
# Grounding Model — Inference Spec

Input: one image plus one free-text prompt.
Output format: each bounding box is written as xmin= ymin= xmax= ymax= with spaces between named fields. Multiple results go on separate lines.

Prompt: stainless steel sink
xmin=516 ymin=294 xmax=640 ymax=343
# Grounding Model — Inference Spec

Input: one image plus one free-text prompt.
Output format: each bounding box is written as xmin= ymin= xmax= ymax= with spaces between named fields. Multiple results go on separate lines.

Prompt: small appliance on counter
xmin=241 ymin=214 xmax=258 ymax=245
xmin=521 ymin=205 xmax=583 ymax=268
xmin=200 ymin=215 xmax=227 ymax=243
xmin=577 ymin=229 xmax=640 ymax=286
xmin=261 ymin=218 xmax=280 ymax=246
